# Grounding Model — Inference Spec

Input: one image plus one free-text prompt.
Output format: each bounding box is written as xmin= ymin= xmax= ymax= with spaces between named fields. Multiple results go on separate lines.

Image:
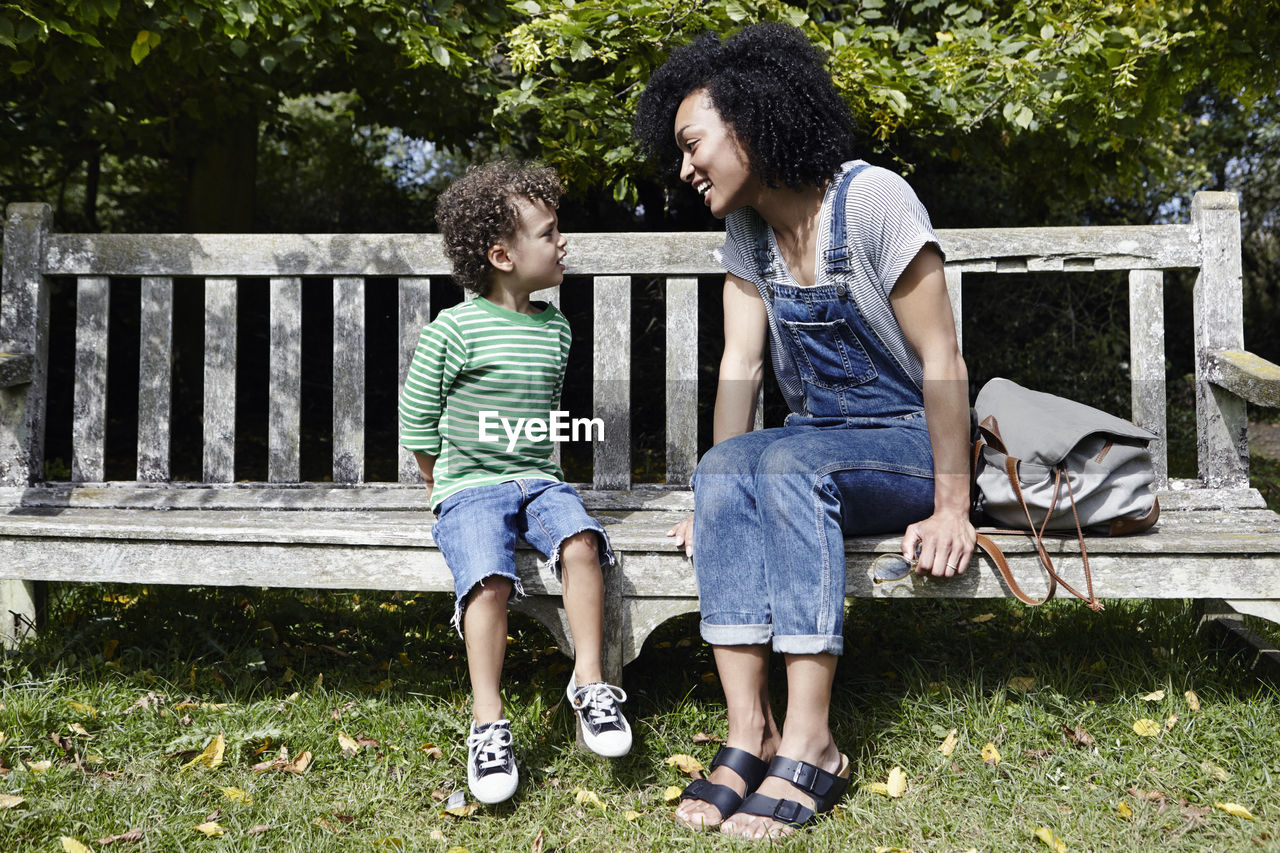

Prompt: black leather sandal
xmin=676 ymin=746 xmax=770 ymax=830
xmin=729 ymin=753 xmax=851 ymax=831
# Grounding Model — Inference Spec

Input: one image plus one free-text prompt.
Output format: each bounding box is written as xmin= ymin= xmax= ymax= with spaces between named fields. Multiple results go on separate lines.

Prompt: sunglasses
xmin=869 ymin=543 xmax=923 ymax=584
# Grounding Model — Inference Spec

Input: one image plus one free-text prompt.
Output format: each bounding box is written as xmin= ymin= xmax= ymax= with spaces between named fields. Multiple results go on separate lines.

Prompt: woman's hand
xmin=902 ymin=510 xmax=975 ymax=578
xmin=667 ymin=514 xmax=694 ymax=558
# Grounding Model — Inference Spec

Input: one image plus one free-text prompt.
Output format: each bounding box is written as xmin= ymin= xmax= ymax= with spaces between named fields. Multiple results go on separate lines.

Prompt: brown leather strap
xmin=973 ymin=533 xmax=1052 ymax=606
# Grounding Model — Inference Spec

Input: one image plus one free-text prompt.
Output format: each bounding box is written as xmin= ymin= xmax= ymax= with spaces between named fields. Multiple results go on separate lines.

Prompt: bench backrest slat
xmin=333 ymin=276 xmax=366 ymax=484
xmin=137 ymin=276 xmax=174 ymax=482
xmin=269 ymin=276 xmax=303 ymax=483
xmin=593 ymin=276 xmax=631 ymax=489
xmin=397 ymin=277 xmax=432 ymax=484
xmin=665 ymin=277 xmax=699 ymax=485
xmin=203 ymin=277 xmax=237 ymax=483
xmin=72 ymin=276 xmax=109 ymax=482
xmin=1129 ymin=269 xmax=1169 ymax=486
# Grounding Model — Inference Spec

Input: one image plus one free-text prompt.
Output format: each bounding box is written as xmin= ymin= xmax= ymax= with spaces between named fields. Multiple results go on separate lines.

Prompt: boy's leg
xmin=463 ymin=576 xmax=514 ymax=725
xmin=558 ymin=531 xmax=604 ymax=685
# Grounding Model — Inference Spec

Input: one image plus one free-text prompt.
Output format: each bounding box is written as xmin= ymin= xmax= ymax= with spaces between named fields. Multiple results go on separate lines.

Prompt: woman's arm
xmin=712 ymin=273 xmax=769 ymax=443
xmin=668 ymin=273 xmax=769 ymax=555
xmin=890 ymin=245 xmax=976 ymax=578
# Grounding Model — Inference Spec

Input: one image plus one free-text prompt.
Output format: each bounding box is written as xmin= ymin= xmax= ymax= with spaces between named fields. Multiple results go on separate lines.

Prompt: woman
xmin=633 ymin=22 xmax=975 ymax=838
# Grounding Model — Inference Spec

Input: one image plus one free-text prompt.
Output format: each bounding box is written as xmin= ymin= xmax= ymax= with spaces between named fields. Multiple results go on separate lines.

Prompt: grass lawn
xmin=2 ymin=579 xmax=1277 ymax=852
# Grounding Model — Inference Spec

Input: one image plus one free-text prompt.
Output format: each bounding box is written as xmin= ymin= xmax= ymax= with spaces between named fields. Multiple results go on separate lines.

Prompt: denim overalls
xmin=691 ymin=166 xmax=937 ymax=656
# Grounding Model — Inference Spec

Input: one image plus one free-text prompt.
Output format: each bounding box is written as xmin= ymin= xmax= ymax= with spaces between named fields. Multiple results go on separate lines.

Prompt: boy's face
xmin=501 ymin=197 xmax=567 ymax=291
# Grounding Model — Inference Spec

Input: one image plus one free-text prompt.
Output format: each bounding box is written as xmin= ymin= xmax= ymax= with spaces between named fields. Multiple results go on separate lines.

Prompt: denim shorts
xmin=430 ymin=478 xmax=614 ymax=636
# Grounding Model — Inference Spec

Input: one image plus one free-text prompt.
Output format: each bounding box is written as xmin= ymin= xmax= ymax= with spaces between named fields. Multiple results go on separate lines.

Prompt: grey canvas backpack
xmin=971 ymin=378 xmax=1161 ymax=609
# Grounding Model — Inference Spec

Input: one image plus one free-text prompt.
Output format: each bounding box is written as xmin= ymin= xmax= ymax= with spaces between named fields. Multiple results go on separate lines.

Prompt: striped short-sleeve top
xmin=399 ymin=296 xmax=570 ymax=509
xmin=713 ymin=160 xmax=941 ymax=413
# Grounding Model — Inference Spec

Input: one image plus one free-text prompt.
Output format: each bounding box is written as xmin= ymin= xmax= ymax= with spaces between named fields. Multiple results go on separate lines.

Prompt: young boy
xmin=399 ymin=162 xmax=630 ymax=805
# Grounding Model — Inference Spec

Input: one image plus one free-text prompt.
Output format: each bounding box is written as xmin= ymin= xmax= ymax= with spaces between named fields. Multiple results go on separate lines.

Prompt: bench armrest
xmin=1206 ymin=349 xmax=1280 ymax=408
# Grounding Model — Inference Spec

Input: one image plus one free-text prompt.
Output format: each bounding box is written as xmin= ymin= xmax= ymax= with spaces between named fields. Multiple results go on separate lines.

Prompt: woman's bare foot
xmin=674 ymin=733 xmax=780 ymax=830
xmin=719 ymin=736 xmax=845 ymax=839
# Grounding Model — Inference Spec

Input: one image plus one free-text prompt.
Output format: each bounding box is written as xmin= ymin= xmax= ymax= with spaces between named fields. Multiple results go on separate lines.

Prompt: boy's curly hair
xmin=633 ymin=22 xmax=856 ymax=191
xmin=436 ymin=162 xmax=564 ymax=294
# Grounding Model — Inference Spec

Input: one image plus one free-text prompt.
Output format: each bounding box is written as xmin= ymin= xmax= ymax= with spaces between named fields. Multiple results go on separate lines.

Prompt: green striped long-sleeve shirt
xmin=399 ymin=296 xmax=570 ymax=509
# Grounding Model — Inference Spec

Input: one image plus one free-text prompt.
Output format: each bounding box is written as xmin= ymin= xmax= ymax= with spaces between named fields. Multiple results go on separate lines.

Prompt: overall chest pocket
xmin=780 ymin=318 xmax=878 ymax=391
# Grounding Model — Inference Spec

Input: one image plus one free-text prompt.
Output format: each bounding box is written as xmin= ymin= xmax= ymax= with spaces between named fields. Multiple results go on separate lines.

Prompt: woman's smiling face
xmin=674 ymin=89 xmax=755 ymax=219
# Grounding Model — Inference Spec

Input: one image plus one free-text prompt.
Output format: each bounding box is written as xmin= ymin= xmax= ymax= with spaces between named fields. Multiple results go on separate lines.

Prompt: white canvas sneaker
xmin=466 ymin=719 xmax=518 ymax=804
xmin=566 ymin=674 xmax=632 ymax=758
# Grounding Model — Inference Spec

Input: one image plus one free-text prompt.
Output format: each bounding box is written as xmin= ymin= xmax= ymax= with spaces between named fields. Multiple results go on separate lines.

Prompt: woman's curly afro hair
xmin=634 ymin=22 xmax=856 ymax=191
xmin=436 ymin=161 xmax=564 ymax=295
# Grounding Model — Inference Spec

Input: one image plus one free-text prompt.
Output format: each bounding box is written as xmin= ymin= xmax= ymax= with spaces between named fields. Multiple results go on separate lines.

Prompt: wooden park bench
xmin=3 ymin=192 xmax=1280 ymax=680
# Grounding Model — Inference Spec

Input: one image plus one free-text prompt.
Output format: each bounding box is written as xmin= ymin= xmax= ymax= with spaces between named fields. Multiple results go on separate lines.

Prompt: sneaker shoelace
xmin=569 ymin=682 xmax=627 ymax=731
xmin=467 ymin=723 xmax=513 ymax=774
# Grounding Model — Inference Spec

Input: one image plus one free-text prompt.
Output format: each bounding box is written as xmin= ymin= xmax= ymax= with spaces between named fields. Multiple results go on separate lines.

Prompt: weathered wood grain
xmin=72 ymin=277 xmax=109 ymax=482
xmin=202 ymin=278 xmax=237 ymax=483
xmin=1192 ymin=193 xmax=1249 ymax=488
xmin=333 ymin=277 xmax=365 ymax=484
xmin=40 ymin=226 xmax=1202 ymax=277
xmin=0 ymin=351 xmax=34 ymax=388
xmin=593 ymin=276 xmax=631 ymax=489
xmin=137 ymin=277 xmax=173 ymax=481
xmin=1129 ymin=269 xmax=1167 ymax=487
xmin=0 ymin=204 xmax=52 ymax=489
xmin=269 ymin=277 xmax=302 ymax=483
xmin=397 ymin=278 xmax=431 ymax=484
xmin=665 ymin=277 xmax=699 ymax=485
xmin=1206 ymin=349 xmax=1280 ymax=408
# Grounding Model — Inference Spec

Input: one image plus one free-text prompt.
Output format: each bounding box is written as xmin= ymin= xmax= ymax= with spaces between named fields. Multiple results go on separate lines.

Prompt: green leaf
xmin=10 ymin=60 xmax=35 ymax=75
xmin=131 ymin=30 xmax=154 ymax=64
xmin=725 ymin=0 xmax=750 ymax=21
xmin=229 ymin=38 xmax=249 ymax=58
xmin=430 ymin=43 xmax=450 ymax=67
xmin=569 ymin=38 xmax=592 ymax=61
xmin=260 ymin=53 xmax=277 ymax=73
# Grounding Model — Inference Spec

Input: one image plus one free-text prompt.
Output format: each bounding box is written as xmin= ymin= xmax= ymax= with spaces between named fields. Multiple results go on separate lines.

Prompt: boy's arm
xmin=412 ymin=452 xmax=437 ymax=498
xmin=399 ymin=321 xmax=460 ymax=480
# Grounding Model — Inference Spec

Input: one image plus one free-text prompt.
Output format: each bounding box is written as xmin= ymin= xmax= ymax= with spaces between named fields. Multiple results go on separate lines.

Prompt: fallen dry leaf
xmin=66 ymin=700 xmax=98 ymax=718
xmin=1116 ymin=801 xmax=1133 ymax=820
xmin=692 ymin=732 xmax=723 ymax=744
xmin=429 ymin=829 xmax=446 ymax=841
xmin=420 ymin=743 xmax=444 ymax=759
xmin=221 ymin=787 xmax=253 ymax=805
xmin=1165 ymin=714 xmax=1180 ymax=730
xmin=182 ymin=732 xmax=225 ymax=771
xmin=1128 ymin=787 xmax=1167 ymax=802
xmin=886 ymin=766 xmax=907 ymax=798
xmin=1140 ymin=690 xmax=1166 ymax=701
xmin=441 ymin=802 xmax=479 ymax=818
xmin=981 ymin=743 xmax=1001 ymax=765
xmin=666 ymin=753 xmax=705 ymax=774
xmin=623 ymin=810 xmax=641 ymax=821
xmin=338 ymin=731 xmax=360 ymax=754
xmin=0 ymin=794 xmax=25 ymax=809
xmin=663 ymin=785 xmax=683 ymax=803
xmin=194 ymin=822 xmax=224 ymax=837
xmin=289 ymin=750 xmax=312 ymax=773
xmin=1060 ymin=723 xmax=1095 ymax=749
xmin=1200 ymin=760 xmax=1231 ymax=781
xmin=873 ymin=847 xmax=914 ymax=853
xmin=574 ymin=787 xmax=606 ymax=810
xmin=430 ymin=789 xmax=450 ymax=802
xmin=1008 ymin=676 xmax=1036 ymax=691
xmin=1132 ymin=719 xmax=1161 ymax=737
xmin=97 ymin=829 xmax=144 ymax=845
xmin=938 ymin=729 xmax=958 ymax=756
xmin=26 ymin=760 xmax=53 ymax=773
xmin=970 ymin=613 xmax=996 ymax=623
xmin=68 ymin=722 xmax=90 ymax=737
xmin=247 ymin=825 xmax=271 ymax=836
xmin=1034 ymin=826 xmax=1067 ymax=852
xmin=60 ymin=838 xmax=92 ymax=853
xmin=1215 ymin=802 xmax=1255 ymax=820
xmin=1184 ymin=690 xmax=1201 ymax=712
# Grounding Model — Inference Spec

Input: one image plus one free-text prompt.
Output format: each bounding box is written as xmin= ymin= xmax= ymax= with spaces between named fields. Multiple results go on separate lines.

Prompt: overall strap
xmin=824 ymin=161 xmax=870 ymax=274
xmin=754 ymin=162 xmax=871 ymax=281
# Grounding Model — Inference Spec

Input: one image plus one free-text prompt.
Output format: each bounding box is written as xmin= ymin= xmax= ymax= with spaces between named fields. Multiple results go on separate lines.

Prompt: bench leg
xmin=1 ymin=579 xmax=37 ymax=649
xmin=1195 ymin=598 xmax=1280 ymax=681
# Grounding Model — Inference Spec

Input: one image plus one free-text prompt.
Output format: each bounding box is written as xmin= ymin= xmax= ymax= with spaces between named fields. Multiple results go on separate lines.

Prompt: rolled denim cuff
xmin=699 ymin=619 xmax=773 ymax=647
xmin=772 ymin=633 xmax=844 ymax=656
